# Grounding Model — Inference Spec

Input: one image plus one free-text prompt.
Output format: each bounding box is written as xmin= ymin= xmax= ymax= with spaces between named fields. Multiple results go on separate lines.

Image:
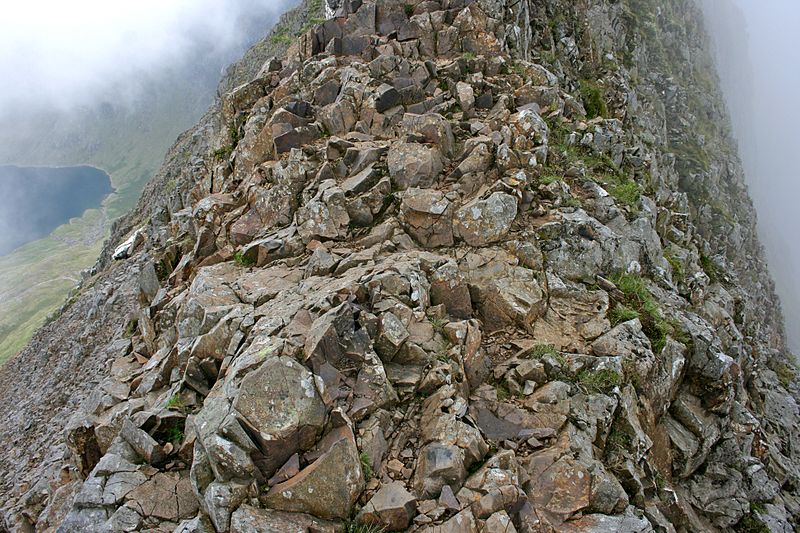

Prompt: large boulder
xmin=400 ymin=188 xmax=455 ymax=248
xmin=357 ymin=481 xmax=417 ymax=530
xmin=388 ymin=142 xmax=444 ymax=190
xmin=401 ymin=113 xmax=456 ymax=156
xmin=460 ymin=250 xmax=546 ymax=331
xmin=232 ymin=356 xmax=327 ymax=477
xmin=454 ymin=192 xmax=518 ymax=246
xmin=262 ymin=426 xmax=364 ymax=519
xmin=296 ymin=184 xmax=350 ymax=242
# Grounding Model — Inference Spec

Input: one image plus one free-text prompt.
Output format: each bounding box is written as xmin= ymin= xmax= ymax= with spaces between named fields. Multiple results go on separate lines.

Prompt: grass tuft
xmin=700 ymin=254 xmax=723 ymax=283
xmin=234 ymin=251 xmax=256 ymax=268
xmin=527 ymin=344 xmax=558 ymax=359
xmin=579 ymin=80 xmax=608 ymax=119
xmin=164 ymin=426 xmax=184 ymax=445
xmin=539 ymin=174 xmax=564 ymax=186
xmin=360 ymin=452 xmax=373 ymax=480
xmin=606 ymin=427 xmax=632 ymax=452
xmin=430 ymin=316 xmax=447 ymax=334
xmin=608 ymin=180 xmax=641 ymax=211
xmin=609 ymin=304 xmax=639 ymax=326
xmin=577 ymin=368 xmax=622 ymax=393
xmin=734 ymin=513 xmax=770 ymax=533
xmin=613 ymin=273 xmax=672 ymax=353
xmin=775 ymin=363 xmax=797 ymax=388
xmin=664 ymin=246 xmax=685 ymax=281
xmin=166 ymin=394 xmax=184 ymax=411
xmin=124 ymin=318 xmax=138 ymax=338
xmin=346 ymin=522 xmax=386 ymax=533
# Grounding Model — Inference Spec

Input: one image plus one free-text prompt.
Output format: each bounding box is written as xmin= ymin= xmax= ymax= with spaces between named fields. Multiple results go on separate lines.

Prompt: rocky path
xmin=0 ymin=0 xmax=798 ymax=532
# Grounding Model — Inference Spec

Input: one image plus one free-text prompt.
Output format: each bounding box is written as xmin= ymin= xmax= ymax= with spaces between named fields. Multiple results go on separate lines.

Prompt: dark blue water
xmin=0 ymin=165 xmax=113 ymax=255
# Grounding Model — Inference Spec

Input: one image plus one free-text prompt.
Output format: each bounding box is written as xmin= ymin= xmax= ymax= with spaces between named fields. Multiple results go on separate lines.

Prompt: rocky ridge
xmin=0 ymin=0 xmax=798 ymax=531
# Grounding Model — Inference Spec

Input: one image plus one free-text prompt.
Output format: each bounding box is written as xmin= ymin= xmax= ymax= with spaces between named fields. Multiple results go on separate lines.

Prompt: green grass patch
xmin=495 ymin=383 xmax=512 ymax=402
xmin=359 ymin=452 xmax=373 ymax=480
xmin=234 ymin=251 xmax=256 ymax=268
xmin=606 ymin=427 xmax=632 ymax=453
xmin=579 ymin=80 xmax=608 ymax=119
xmin=124 ymin=318 xmax=138 ymax=338
xmin=526 ymin=344 xmax=559 ymax=359
xmin=775 ymin=363 xmax=797 ymax=388
xmin=154 ymin=419 xmax=186 ymax=446
xmin=700 ymin=254 xmax=723 ymax=283
xmin=434 ymin=341 xmax=452 ymax=362
xmin=269 ymin=28 xmax=294 ymax=45
xmin=608 ymin=179 xmax=641 ymax=211
xmin=664 ymin=246 xmax=685 ymax=281
xmin=613 ymin=273 xmax=672 ymax=353
xmin=577 ymin=368 xmax=622 ymax=393
xmin=164 ymin=426 xmax=184 ymax=445
xmin=429 ymin=316 xmax=447 ymax=334
xmin=213 ymin=146 xmax=232 ymax=161
xmin=734 ymin=513 xmax=770 ymax=533
xmin=166 ymin=394 xmax=185 ymax=411
xmin=609 ymin=304 xmax=640 ymax=326
xmin=539 ymin=174 xmax=564 ymax=186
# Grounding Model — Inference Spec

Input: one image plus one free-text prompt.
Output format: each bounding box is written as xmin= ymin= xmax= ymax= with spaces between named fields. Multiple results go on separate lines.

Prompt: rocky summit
xmin=0 ymin=0 xmax=798 ymax=531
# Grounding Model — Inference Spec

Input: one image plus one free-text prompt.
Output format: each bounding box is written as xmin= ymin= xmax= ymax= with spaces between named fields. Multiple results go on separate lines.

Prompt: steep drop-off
xmin=0 ymin=0 xmax=797 ymax=531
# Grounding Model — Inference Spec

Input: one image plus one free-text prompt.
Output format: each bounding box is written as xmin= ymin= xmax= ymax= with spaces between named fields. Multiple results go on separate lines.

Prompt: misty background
xmin=0 ymin=0 xmax=292 ymax=111
xmin=0 ymin=166 xmax=112 ymax=255
xmin=701 ymin=0 xmax=800 ymax=353
xmin=0 ymin=0 xmax=295 ymax=249
xmin=0 ymin=0 xmax=295 ymax=363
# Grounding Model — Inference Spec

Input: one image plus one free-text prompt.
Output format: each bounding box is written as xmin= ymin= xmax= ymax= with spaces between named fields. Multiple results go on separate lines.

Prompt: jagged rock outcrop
xmin=0 ymin=0 xmax=798 ymax=531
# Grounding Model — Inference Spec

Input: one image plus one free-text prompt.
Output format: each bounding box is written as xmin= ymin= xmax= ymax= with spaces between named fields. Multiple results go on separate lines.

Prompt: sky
xmin=702 ymin=0 xmax=800 ymax=352
xmin=0 ymin=0 xmax=292 ymax=112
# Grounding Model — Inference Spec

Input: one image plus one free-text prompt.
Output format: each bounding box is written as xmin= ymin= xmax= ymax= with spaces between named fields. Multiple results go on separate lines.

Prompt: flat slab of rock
xmin=125 ymin=472 xmax=197 ymax=522
xmin=357 ymin=481 xmax=417 ymax=530
xmin=262 ymin=426 xmax=364 ymax=519
xmin=231 ymin=504 xmax=340 ymax=533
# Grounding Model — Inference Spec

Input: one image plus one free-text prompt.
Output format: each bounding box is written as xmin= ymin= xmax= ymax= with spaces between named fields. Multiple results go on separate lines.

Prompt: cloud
xmin=0 ymin=0 xmax=293 ymax=112
xmin=703 ymin=0 xmax=800 ymax=352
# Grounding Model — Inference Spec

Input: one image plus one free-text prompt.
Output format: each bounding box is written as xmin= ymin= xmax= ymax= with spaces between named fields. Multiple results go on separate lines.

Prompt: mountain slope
xmin=0 ymin=0 xmax=797 ymax=531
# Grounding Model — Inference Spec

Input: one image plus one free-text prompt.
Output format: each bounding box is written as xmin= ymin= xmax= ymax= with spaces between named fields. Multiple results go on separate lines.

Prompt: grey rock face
xmin=388 ymin=142 xmax=444 ymax=190
xmin=232 ymin=356 xmax=327 ymax=476
xmin=454 ymin=192 xmax=518 ymax=246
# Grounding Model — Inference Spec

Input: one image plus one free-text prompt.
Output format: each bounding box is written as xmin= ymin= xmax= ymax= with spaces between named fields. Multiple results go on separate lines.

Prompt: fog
xmin=701 ymin=0 xmax=800 ymax=352
xmin=0 ymin=0 xmax=295 ymax=256
xmin=0 ymin=0 xmax=293 ymax=113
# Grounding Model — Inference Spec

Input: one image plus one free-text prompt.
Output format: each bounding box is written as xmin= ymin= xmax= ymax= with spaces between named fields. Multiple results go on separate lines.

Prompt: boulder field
xmin=0 ymin=0 xmax=797 ymax=531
